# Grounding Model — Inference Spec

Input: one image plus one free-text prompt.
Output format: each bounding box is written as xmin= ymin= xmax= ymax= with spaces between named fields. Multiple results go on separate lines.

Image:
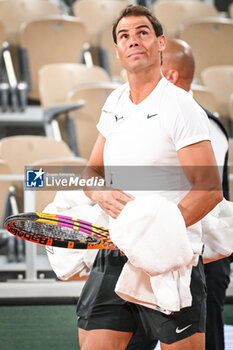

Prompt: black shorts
xmin=76 ymin=250 xmax=207 ymax=344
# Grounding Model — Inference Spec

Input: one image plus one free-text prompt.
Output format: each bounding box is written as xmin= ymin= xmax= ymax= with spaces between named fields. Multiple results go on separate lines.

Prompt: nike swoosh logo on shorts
xmin=147 ymin=113 xmax=158 ymax=119
xmin=176 ymin=324 xmax=192 ymax=333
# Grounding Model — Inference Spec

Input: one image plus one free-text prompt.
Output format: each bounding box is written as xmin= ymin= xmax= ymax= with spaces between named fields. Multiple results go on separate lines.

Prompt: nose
xmin=129 ymin=33 xmax=139 ymax=48
xmin=129 ymin=42 xmax=139 ymax=48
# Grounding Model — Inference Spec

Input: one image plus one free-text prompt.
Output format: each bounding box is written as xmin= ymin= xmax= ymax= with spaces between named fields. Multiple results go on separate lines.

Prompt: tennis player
xmin=76 ymin=5 xmax=223 ymax=350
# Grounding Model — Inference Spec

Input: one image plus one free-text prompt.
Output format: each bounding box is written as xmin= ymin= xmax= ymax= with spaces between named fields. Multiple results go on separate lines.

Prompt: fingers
xmin=99 ymin=198 xmax=123 ymax=218
xmin=116 ymin=191 xmax=133 ymax=205
xmin=94 ymin=189 xmax=133 ymax=218
xmin=106 ymin=191 xmax=132 ymax=218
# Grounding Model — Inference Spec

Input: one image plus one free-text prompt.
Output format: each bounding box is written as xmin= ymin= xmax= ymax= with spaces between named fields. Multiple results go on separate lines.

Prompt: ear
xmin=158 ymin=35 xmax=166 ymax=52
xmin=165 ymin=69 xmax=179 ymax=85
xmin=115 ymin=44 xmax=119 ymax=59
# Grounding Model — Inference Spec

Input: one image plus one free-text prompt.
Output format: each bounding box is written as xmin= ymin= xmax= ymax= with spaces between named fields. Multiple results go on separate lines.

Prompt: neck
xmin=127 ymin=67 xmax=163 ymax=104
xmin=176 ymin=78 xmax=191 ymax=92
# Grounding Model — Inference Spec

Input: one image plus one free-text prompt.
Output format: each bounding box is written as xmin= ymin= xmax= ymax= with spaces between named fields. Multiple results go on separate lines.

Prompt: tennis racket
xmin=5 ymin=212 xmax=113 ymax=250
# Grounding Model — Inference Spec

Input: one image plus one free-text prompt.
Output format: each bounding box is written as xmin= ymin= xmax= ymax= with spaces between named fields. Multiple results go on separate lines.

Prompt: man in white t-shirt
xmin=76 ymin=5 xmax=223 ymax=350
xmin=161 ymin=38 xmax=231 ymax=350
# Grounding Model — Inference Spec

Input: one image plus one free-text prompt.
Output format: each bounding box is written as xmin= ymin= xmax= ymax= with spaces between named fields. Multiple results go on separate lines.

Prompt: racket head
xmin=4 ymin=212 xmax=112 ymax=250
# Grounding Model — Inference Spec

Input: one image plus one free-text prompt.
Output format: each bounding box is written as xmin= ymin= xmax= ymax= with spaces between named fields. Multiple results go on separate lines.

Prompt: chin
xmin=126 ymin=61 xmax=148 ymax=72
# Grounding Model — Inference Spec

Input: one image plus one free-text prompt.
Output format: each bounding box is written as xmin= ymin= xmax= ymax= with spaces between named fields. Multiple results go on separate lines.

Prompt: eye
xmin=121 ymin=33 xmax=128 ymax=39
xmin=118 ymin=33 xmax=128 ymax=41
xmin=140 ymin=31 xmax=148 ymax=36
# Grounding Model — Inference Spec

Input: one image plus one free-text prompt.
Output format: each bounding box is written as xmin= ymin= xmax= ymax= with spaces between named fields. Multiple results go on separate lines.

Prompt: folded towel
xmin=115 ymin=258 xmax=198 ymax=314
xmin=108 ymin=193 xmax=200 ymax=314
xmin=202 ymin=199 xmax=233 ymax=261
xmin=108 ymin=193 xmax=194 ymax=277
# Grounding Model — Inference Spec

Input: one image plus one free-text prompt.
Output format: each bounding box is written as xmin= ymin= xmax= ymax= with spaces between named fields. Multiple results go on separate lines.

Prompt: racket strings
xmin=37 ymin=215 xmax=110 ymax=241
xmin=14 ymin=220 xmax=99 ymax=243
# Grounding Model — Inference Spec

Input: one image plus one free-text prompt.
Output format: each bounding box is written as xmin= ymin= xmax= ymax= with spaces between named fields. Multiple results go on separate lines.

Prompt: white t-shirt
xmin=97 ymin=78 xmax=210 ymax=193
xmin=209 ymin=119 xmax=228 ymax=182
xmin=97 ymin=77 xmax=211 ymax=253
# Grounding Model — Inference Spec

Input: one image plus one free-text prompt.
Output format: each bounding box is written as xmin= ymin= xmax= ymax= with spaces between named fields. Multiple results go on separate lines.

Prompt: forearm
xmin=177 ymin=141 xmax=224 ymax=227
xmin=82 ymin=165 xmax=106 ymax=202
xmin=178 ymin=188 xmax=223 ymax=227
xmin=82 ymin=165 xmax=133 ymax=218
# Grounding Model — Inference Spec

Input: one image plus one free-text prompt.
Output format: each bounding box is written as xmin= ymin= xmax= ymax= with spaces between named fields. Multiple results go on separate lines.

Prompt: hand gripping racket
xmin=5 ymin=212 xmax=113 ymax=249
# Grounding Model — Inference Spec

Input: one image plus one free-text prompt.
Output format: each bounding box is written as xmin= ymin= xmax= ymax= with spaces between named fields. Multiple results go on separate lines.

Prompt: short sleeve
xmin=96 ymin=83 xmax=128 ymax=138
xmin=96 ymin=110 xmax=113 ymax=139
xmin=168 ymin=94 xmax=211 ymax=151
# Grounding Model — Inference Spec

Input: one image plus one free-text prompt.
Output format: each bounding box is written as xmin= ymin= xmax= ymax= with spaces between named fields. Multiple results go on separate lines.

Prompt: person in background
xmin=161 ymin=38 xmax=232 ymax=350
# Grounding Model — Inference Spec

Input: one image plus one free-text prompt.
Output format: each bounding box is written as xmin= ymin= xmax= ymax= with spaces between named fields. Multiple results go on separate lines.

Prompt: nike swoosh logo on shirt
xmin=115 ymin=115 xmax=124 ymax=122
xmin=176 ymin=324 xmax=192 ymax=334
xmin=147 ymin=113 xmax=158 ymax=119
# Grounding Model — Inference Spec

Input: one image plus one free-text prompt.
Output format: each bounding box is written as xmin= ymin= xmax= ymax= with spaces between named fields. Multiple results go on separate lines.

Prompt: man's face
xmin=115 ymin=15 xmax=166 ymax=73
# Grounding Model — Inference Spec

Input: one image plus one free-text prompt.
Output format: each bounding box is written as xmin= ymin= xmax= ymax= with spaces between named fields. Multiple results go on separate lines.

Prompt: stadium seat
xmin=201 ymin=65 xmax=233 ymax=128
xmin=0 ymin=159 xmax=12 ymax=222
xmin=191 ymin=85 xmax=217 ymax=115
xmin=0 ymin=159 xmax=22 ymax=263
xmin=39 ymin=63 xmax=110 ymax=108
xmin=178 ymin=18 xmax=233 ymax=80
xmin=0 ymin=135 xmax=72 ymax=212
xmin=19 ymin=16 xmax=88 ymax=101
xmin=0 ymin=0 xmax=60 ymax=46
xmin=0 ymin=135 xmax=72 ymax=174
xmin=67 ymin=82 xmax=120 ymax=159
xmin=100 ymin=23 xmax=123 ymax=78
xmin=29 ymin=157 xmax=87 ymax=212
xmin=72 ymin=0 xmax=129 ymax=47
xmin=0 ymin=136 xmax=83 ymax=263
xmin=38 ymin=63 xmax=111 ymax=146
xmin=229 ymin=93 xmax=233 ymax=119
xmin=0 ymin=135 xmax=74 ymax=261
xmin=153 ymin=0 xmax=218 ymax=38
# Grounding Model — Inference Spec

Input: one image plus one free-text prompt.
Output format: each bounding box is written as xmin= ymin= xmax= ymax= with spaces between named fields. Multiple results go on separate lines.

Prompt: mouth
xmin=127 ymin=51 xmax=145 ymax=58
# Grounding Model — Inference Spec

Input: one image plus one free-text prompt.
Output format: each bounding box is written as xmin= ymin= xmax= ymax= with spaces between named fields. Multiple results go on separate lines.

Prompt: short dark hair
xmin=112 ymin=5 xmax=163 ymax=44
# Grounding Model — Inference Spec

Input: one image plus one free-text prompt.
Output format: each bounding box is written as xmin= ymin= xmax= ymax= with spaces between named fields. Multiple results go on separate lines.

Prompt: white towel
xmin=202 ymin=199 xmax=233 ymax=261
xmin=108 ymin=193 xmax=198 ymax=314
xmin=115 ymin=257 xmax=199 ymax=314
xmin=108 ymin=193 xmax=194 ymax=277
xmin=44 ymin=190 xmax=108 ymax=280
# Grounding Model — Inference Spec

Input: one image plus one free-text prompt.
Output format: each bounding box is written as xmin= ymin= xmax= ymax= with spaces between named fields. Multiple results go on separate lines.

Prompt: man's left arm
xmin=177 ymin=140 xmax=223 ymax=227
